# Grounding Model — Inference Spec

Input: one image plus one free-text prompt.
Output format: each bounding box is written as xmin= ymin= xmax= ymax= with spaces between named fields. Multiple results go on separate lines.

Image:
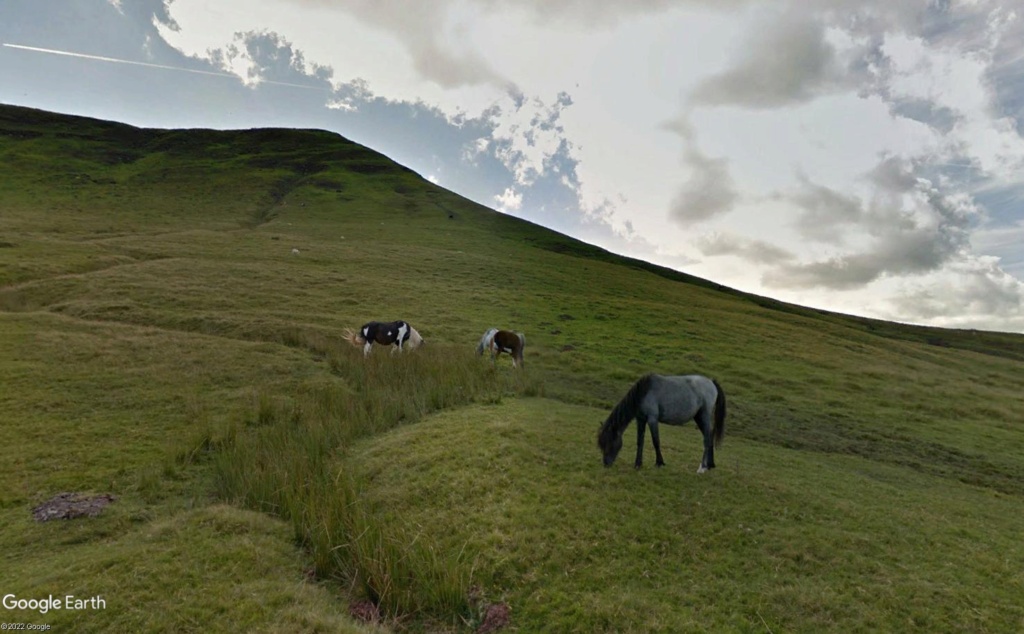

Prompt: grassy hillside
xmin=1 ymin=104 xmax=1022 ymax=632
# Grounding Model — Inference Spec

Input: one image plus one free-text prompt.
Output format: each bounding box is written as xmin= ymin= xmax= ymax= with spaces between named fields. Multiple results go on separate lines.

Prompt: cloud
xmin=887 ymin=97 xmax=961 ymax=134
xmin=786 ymin=174 xmax=866 ymax=244
xmin=269 ymin=0 xmax=515 ymax=91
xmin=764 ymin=156 xmax=978 ymax=290
xmin=690 ymin=14 xmax=848 ymax=108
xmin=482 ymin=92 xmax=576 ymax=188
xmin=987 ymin=10 xmax=1024 ymax=135
xmin=688 ymin=0 xmax=1024 ymax=120
xmin=668 ymin=149 xmax=739 ymax=226
xmin=971 ymin=220 xmax=1024 ymax=279
xmin=216 ymin=30 xmax=334 ymax=87
xmin=494 ymin=186 xmax=523 ymax=211
xmin=664 ymin=116 xmax=739 ymax=226
xmin=698 ymin=232 xmax=795 ymax=265
xmin=887 ymin=258 xmax=1024 ymax=330
xmin=268 ymin=0 xmax=766 ymax=92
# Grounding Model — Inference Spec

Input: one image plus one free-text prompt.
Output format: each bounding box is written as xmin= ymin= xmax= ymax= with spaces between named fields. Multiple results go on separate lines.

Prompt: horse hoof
xmin=696 ymin=466 xmax=707 ymax=474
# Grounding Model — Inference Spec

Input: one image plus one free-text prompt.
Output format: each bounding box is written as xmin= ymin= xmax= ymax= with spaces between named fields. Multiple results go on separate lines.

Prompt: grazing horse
xmin=597 ymin=374 xmax=726 ymax=474
xmin=476 ymin=328 xmax=526 ymax=368
xmin=344 ymin=320 xmax=423 ymax=357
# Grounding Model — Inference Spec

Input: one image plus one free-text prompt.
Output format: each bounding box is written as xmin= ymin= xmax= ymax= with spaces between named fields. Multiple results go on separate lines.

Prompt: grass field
xmin=1 ymin=103 xmax=1023 ymax=632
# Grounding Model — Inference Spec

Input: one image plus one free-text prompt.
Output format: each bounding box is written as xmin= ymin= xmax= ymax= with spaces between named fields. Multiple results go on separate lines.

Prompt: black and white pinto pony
xmin=476 ymin=328 xmax=526 ymax=368
xmin=344 ymin=320 xmax=424 ymax=357
xmin=598 ymin=374 xmax=726 ymax=474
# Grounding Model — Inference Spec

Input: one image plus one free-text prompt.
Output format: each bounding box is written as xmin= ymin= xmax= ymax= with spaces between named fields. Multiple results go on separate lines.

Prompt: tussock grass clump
xmin=213 ymin=344 xmax=537 ymax=620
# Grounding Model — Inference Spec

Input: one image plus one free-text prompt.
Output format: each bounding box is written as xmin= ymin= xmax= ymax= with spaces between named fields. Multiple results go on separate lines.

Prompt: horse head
xmin=476 ymin=328 xmax=498 ymax=355
xmin=597 ymin=426 xmax=623 ymax=467
xmin=407 ymin=326 xmax=424 ymax=349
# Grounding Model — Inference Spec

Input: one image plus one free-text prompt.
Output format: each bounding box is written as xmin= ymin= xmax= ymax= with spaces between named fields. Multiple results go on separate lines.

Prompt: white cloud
xmin=494 ymin=186 xmax=523 ymax=212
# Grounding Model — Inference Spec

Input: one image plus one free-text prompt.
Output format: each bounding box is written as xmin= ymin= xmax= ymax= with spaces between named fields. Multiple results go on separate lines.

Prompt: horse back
xmin=362 ymin=320 xmax=408 ymax=346
xmin=647 ymin=374 xmax=717 ymax=424
xmin=492 ymin=330 xmax=521 ymax=352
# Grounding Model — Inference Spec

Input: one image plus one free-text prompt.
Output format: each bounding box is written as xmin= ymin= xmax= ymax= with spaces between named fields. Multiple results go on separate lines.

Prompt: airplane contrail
xmin=2 ymin=42 xmax=327 ymax=90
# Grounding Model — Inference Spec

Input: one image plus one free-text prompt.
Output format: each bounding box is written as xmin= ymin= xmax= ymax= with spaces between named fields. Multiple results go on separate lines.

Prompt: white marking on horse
xmin=395 ymin=323 xmax=409 ymax=352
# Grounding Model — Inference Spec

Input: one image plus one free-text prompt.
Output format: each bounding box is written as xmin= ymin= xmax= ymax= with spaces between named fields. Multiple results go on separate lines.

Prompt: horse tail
xmin=597 ymin=374 xmax=653 ymax=449
xmin=343 ymin=328 xmax=366 ymax=348
xmin=711 ymin=378 xmax=726 ymax=448
xmin=516 ymin=332 xmax=526 ymax=366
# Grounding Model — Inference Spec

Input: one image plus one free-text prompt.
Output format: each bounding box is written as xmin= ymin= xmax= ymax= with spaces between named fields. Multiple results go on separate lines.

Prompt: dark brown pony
xmin=476 ymin=328 xmax=526 ymax=368
xmin=344 ymin=320 xmax=424 ymax=357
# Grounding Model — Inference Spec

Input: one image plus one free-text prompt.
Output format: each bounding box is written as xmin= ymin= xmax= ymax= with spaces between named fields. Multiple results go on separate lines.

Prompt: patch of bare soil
xmin=348 ymin=599 xmax=381 ymax=624
xmin=477 ymin=602 xmax=511 ymax=634
xmin=32 ymin=492 xmax=115 ymax=522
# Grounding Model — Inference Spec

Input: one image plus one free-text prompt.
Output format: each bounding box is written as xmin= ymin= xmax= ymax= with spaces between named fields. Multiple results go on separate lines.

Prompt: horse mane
xmin=343 ymin=327 xmax=365 ymax=347
xmin=712 ymin=378 xmax=726 ymax=448
xmin=597 ymin=373 xmax=654 ymax=450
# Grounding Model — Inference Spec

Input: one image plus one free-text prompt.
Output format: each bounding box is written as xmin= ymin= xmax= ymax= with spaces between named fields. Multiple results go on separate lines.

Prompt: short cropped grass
xmin=349 ymin=399 xmax=1024 ymax=633
xmin=2 ymin=504 xmax=378 ymax=633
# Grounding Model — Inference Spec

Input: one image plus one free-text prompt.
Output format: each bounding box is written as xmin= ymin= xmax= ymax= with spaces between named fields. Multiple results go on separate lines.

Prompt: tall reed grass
xmin=212 ymin=338 xmax=540 ymax=620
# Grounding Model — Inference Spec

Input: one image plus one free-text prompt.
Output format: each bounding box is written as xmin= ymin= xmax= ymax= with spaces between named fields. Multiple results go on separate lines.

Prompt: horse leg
xmin=363 ymin=342 xmax=372 ymax=357
xmin=696 ymin=410 xmax=715 ymax=474
xmin=635 ymin=415 xmax=647 ymax=468
xmin=649 ymin=419 xmax=666 ymax=467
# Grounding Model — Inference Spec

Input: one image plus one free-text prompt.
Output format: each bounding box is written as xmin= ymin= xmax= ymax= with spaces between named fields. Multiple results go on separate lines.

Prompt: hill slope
xmin=1 ymin=104 xmax=1023 ymax=632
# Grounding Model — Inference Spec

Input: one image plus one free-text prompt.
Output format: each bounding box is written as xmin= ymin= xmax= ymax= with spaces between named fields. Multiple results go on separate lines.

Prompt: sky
xmin=3 ymin=1 xmax=1024 ymax=333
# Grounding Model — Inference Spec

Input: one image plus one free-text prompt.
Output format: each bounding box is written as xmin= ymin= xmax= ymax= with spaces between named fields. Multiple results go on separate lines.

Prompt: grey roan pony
xmin=597 ymin=374 xmax=726 ymax=474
